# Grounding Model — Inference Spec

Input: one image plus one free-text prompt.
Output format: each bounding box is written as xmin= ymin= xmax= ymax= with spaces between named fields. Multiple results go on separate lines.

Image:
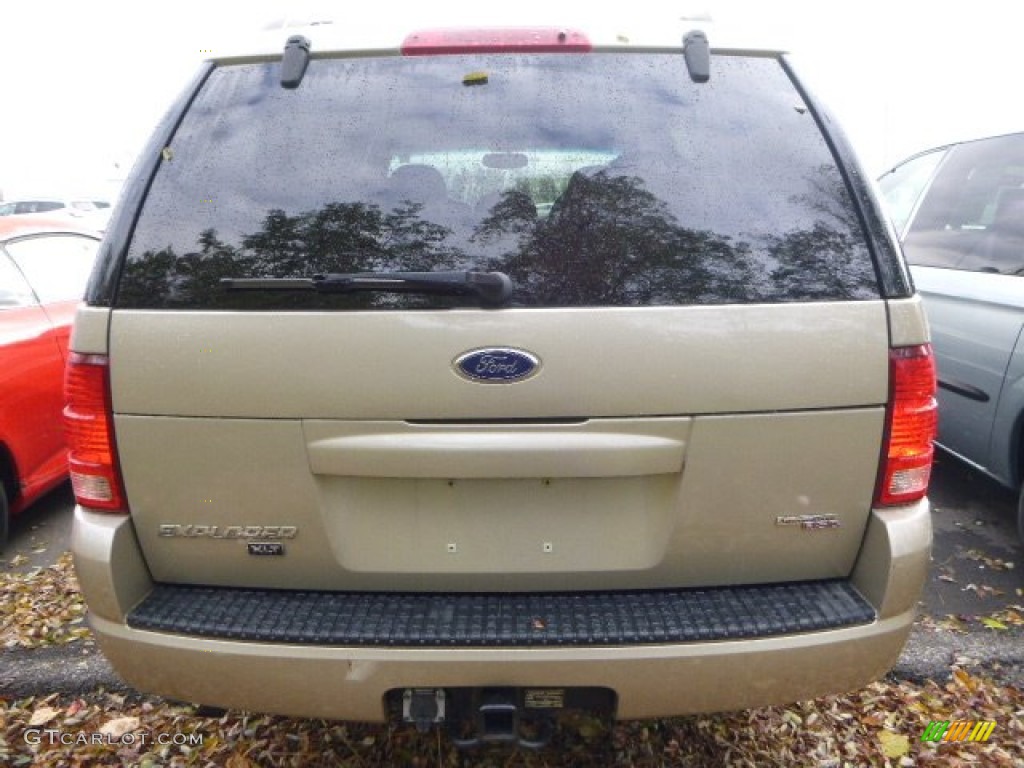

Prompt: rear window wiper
xmin=221 ymin=270 xmax=513 ymax=308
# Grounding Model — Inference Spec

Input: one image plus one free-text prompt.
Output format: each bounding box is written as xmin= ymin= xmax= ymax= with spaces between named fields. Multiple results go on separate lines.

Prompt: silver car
xmin=879 ymin=131 xmax=1024 ymax=542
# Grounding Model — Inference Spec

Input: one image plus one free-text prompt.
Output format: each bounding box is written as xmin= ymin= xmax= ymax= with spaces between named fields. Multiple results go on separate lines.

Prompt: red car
xmin=0 ymin=217 xmax=100 ymax=548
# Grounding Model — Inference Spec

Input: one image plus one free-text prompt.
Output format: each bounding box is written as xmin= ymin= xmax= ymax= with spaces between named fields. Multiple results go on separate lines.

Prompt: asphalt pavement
xmin=924 ymin=450 xmax=1021 ymax=618
xmin=3 ymin=480 xmax=75 ymax=571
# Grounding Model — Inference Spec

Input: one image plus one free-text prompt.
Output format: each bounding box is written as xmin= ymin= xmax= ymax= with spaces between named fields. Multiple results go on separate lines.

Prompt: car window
xmin=117 ymin=53 xmax=880 ymax=310
xmin=0 ymin=250 xmax=38 ymax=308
xmin=16 ymin=201 xmax=64 ymax=214
xmin=902 ymin=133 xmax=1024 ymax=275
xmin=5 ymin=234 xmax=99 ymax=303
xmin=877 ymin=148 xmax=946 ymax=234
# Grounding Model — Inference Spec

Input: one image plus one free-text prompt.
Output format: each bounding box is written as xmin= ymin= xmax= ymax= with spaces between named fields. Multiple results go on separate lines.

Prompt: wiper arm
xmin=221 ymin=270 xmax=514 ymax=308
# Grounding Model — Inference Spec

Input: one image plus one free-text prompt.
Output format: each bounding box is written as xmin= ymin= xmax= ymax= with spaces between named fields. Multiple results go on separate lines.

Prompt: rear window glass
xmin=19 ymin=201 xmax=63 ymax=214
xmin=116 ymin=53 xmax=879 ymax=310
xmin=5 ymin=234 xmax=99 ymax=303
xmin=877 ymin=148 xmax=946 ymax=234
xmin=0 ymin=251 xmax=38 ymax=308
xmin=901 ymin=133 xmax=1024 ymax=275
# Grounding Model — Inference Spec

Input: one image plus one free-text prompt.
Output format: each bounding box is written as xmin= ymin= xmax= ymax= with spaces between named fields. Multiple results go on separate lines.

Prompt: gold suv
xmin=68 ymin=13 xmax=936 ymax=746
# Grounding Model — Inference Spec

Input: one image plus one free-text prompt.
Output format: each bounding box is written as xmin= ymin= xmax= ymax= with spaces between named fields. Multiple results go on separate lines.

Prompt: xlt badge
xmin=247 ymin=542 xmax=286 ymax=556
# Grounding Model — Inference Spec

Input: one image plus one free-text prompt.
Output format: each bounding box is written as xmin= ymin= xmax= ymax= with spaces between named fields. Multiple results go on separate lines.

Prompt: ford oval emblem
xmin=454 ymin=347 xmax=541 ymax=383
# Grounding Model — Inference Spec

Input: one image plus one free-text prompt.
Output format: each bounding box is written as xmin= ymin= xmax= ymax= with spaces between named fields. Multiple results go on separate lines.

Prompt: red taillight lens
xmin=402 ymin=27 xmax=592 ymax=55
xmin=876 ymin=344 xmax=937 ymax=506
xmin=64 ymin=352 xmax=127 ymax=512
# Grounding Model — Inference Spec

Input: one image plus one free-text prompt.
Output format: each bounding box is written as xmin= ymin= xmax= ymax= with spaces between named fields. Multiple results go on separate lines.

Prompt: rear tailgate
xmin=109 ymin=302 xmax=887 ymax=590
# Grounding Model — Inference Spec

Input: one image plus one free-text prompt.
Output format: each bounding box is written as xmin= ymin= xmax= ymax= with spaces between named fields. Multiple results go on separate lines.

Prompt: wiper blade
xmin=221 ymin=270 xmax=514 ymax=307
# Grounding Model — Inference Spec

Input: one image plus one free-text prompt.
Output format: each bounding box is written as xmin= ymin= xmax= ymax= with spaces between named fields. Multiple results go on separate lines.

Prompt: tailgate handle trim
xmin=307 ymin=431 xmax=684 ymax=478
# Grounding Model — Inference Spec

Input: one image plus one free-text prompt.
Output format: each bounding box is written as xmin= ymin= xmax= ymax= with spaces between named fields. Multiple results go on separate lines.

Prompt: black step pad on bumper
xmin=127 ymin=580 xmax=875 ymax=647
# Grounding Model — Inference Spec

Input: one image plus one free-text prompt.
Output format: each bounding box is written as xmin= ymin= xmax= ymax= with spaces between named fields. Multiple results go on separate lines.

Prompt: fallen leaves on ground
xmin=0 ymin=668 xmax=1020 ymax=767
xmin=962 ymin=549 xmax=1015 ymax=571
xmin=916 ymin=604 xmax=1024 ymax=634
xmin=0 ymin=553 xmax=90 ymax=649
xmin=2 ymin=552 xmax=1021 ymax=764
xmin=961 ymin=583 xmax=1006 ymax=599
xmin=915 ymin=613 xmax=970 ymax=633
xmin=990 ymin=606 xmax=1024 ymax=627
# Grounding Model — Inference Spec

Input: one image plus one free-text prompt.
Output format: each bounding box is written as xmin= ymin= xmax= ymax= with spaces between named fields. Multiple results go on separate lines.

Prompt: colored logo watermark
xmin=920 ymin=720 xmax=996 ymax=743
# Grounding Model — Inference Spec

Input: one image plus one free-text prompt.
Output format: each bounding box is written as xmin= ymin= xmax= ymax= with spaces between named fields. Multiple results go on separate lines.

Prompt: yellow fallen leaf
xmin=953 ymin=668 xmax=976 ymax=689
xmin=980 ymin=617 xmax=1008 ymax=630
xmin=878 ymin=730 xmax=910 ymax=758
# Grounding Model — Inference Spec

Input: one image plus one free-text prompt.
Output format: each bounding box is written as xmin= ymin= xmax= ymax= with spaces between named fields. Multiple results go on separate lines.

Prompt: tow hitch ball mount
xmin=402 ymin=687 xmax=554 ymax=749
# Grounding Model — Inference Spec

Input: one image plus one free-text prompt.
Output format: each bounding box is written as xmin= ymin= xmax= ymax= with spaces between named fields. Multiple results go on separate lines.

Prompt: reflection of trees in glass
xmin=514 ymin=175 xmax=564 ymax=208
xmin=766 ymin=222 xmax=873 ymax=299
xmin=117 ymin=248 xmax=181 ymax=307
xmin=239 ymin=202 xmax=458 ymax=276
xmin=789 ymin=164 xmax=861 ymax=233
xmin=475 ymin=190 xmax=539 ymax=239
xmin=118 ymin=163 xmax=879 ymax=309
xmin=478 ymin=170 xmax=751 ymax=305
xmin=766 ymin=164 xmax=878 ymax=300
xmin=119 ymin=201 xmax=461 ymax=309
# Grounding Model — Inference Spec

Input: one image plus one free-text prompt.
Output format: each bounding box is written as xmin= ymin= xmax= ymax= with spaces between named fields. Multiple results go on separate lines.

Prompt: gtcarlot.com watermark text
xmin=25 ymin=729 xmax=205 ymax=747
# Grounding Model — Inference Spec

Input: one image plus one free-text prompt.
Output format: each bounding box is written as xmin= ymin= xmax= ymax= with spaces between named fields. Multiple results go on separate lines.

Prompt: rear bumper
xmin=87 ymin=611 xmax=915 ymax=721
xmin=72 ymin=502 xmax=931 ymax=721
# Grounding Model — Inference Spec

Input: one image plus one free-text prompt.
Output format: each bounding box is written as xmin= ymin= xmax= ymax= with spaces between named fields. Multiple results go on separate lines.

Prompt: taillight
xmin=63 ymin=353 xmax=127 ymax=512
xmin=401 ymin=28 xmax=592 ymax=55
xmin=875 ymin=344 xmax=937 ymax=506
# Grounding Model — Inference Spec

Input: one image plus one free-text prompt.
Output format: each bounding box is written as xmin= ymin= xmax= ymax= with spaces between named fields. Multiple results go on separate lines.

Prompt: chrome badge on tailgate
xmin=454 ymin=347 xmax=541 ymax=383
xmin=158 ymin=525 xmax=298 ymax=539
